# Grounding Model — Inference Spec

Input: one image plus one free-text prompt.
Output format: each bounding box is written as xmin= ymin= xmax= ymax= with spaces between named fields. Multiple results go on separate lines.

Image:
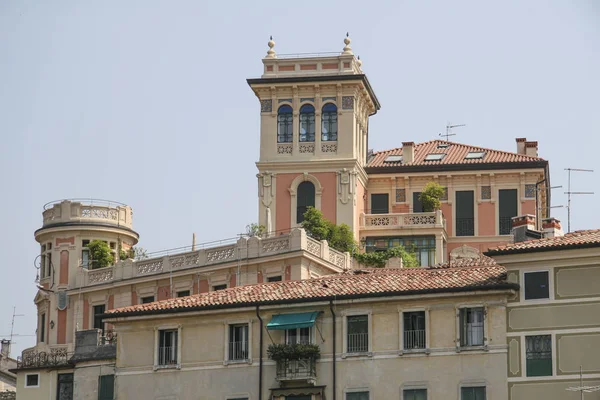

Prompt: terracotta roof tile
xmin=367 ymin=140 xmax=544 ymax=169
xmin=485 ymin=229 xmax=600 ymax=255
xmin=107 ymin=263 xmax=512 ymax=317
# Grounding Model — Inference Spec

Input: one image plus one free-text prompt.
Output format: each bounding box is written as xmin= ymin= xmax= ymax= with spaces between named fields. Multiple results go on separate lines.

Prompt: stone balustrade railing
xmin=78 ymin=228 xmax=351 ymax=287
xmin=42 ymin=199 xmax=133 ymax=230
xmin=360 ymin=210 xmax=445 ymax=230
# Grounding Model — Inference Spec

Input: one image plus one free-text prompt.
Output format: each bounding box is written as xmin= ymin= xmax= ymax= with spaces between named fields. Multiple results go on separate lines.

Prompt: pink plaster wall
xmin=285 ymin=265 xmax=291 ymax=281
xmin=392 ymin=204 xmax=409 ymax=213
xmin=199 ymin=279 xmax=209 ymax=293
xmin=275 ymin=172 xmax=337 ymax=232
xmin=229 ymin=274 xmax=237 ymax=288
xmin=57 ymin=309 xmax=67 ymax=344
xmin=131 ymin=291 xmax=137 ymax=306
xmin=441 ymin=204 xmax=452 ymax=236
xmin=522 ymin=199 xmax=536 ymax=215
xmin=478 ymin=202 xmax=496 ymax=236
xmin=158 ymin=285 xmax=170 ymax=301
xmin=59 ymin=250 xmax=69 ymax=285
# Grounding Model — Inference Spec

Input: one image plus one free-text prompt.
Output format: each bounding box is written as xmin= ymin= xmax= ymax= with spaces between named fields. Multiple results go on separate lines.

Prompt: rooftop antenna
xmin=565 ymin=168 xmax=594 ymax=233
xmin=439 ymin=123 xmax=465 ymax=141
xmin=566 ymin=366 xmax=600 ymax=399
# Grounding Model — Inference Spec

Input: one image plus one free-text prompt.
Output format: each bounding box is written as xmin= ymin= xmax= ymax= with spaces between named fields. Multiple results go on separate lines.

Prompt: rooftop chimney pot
xmin=542 ymin=217 xmax=564 ymax=238
xmin=516 ymin=138 xmax=527 ymax=155
xmin=402 ymin=142 xmax=415 ymax=164
xmin=525 ymin=141 xmax=538 ymax=157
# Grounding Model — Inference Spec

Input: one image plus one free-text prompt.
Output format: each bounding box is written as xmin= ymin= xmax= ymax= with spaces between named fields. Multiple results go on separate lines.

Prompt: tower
xmin=248 ymin=35 xmax=380 ymax=238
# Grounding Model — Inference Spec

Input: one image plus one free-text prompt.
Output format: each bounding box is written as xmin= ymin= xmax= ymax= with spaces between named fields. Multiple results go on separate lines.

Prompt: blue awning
xmin=266 ymin=312 xmax=320 ymax=330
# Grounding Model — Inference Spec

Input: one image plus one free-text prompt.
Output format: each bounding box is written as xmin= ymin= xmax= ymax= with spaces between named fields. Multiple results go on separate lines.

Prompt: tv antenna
xmin=565 ymin=168 xmax=594 ymax=233
xmin=439 ymin=123 xmax=465 ymax=141
xmin=566 ymin=366 xmax=600 ymax=399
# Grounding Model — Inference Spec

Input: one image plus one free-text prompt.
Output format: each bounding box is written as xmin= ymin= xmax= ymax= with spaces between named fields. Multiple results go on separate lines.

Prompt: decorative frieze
xmin=300 ymin=98 xmax=314 ymax=103
xmin=278 ymin=144 xmax=293 ymax=154
xmin=88 ymin=268 xmax=114 ymax=284
xmin=322 ymin=143 xmax=337 ymax=153
xmin=206 ymin=246 xmax=236 ymax=263
xmin=342 ymin=96 xmax=354 ymax=110
xmin=481 ymin=186 xmax=492 ymax=200
xmin=261 ymin=238 xmax=290 ymax=254
xmin=396 ymin=189 xmax=406 ymax=203
xmin=137 ymin=260 xmax=163 ymax=275
xmin=525 ymin=184 xmax=536 ymax=198
xmin=299 ymin=143 xmax=315 ymax=153
xmin=260 ymin=99 xmax=272 ymax=112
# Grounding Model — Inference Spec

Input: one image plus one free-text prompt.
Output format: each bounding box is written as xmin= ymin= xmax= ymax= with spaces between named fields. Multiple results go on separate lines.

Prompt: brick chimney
xmin=516 ymin=138 xmax=527 ymax=155
xmin=402 ymin=142 xmax=415 ymax=164
xmin=542 ymin=217 xmax=564 ymax=238
xmin=525 ymin=141 xmax=538 ymax=157
xmin=512 ymin=214 xmax=540 ymax=243
xmin=0 ymin=339 xmax=10 ymax=359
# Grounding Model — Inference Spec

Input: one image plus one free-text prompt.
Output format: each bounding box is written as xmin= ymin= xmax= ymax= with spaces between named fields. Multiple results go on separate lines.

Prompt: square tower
xmin=248 ymin=36 xmax=380 ymax=238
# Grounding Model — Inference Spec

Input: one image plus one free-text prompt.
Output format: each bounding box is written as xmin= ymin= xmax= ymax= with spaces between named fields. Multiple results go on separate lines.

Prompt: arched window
xmin=277 ymin=105 xmax=293 ymax=143
xmin=297 ymin=181 xmax=315 ymax=223
xmin=321 ymin=103 xmax=338 ymax=141
xmin=299 ymin=104 xmax=315 ymax=142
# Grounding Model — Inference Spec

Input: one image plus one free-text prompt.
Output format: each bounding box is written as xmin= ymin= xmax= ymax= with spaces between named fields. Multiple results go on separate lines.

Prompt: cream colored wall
xmin=111 ymin=292 xmax=510 ymax=400
xmin=73 ymin=362 xmax=115 ymax=400
xmin=15 ymin=369 xmax=66 ymax=400
xmin=0 ymin=374 xmax=15 ymax=392
xmin=494 ymin=247 xmax=600 ymax=400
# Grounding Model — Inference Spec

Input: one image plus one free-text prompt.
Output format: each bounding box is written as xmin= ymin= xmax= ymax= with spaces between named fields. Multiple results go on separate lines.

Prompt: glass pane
xmin=461 ymin=308 xmax=484 ymax=346
xmin=346 ymin=392 xmax=369 ymax=400
xmin=526 ymin=335 xmax=552 ymax=376
xmin=371 ymin=194 xmax=389 ymax=214
xmin=524 ymin=272 xmax=549 ymax=300
xmin=286 ymin=329 xmax=298 ymax=345
xmin=404 ymin=389 xmax=427 ymax=400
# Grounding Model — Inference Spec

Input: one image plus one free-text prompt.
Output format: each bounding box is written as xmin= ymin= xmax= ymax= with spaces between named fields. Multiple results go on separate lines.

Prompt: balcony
xmin=360 ymin=210 xmax=445 ymax=232
xmin=39 ymin=199 xmax=135 ymax=233
xmin=17 ymin=346 xmax=72 ymax=370
xmin=276 ymin=357 xmax=317 ymax=383
xmin=403 ymin=329 xmax=426 ymax=351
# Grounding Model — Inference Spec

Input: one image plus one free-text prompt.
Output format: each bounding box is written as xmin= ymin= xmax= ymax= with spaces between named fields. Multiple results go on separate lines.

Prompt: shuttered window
xmin=98 ymin=375 xmax=114 ymax=400
xmin=371 ymin=194 xmax=389 ymax=214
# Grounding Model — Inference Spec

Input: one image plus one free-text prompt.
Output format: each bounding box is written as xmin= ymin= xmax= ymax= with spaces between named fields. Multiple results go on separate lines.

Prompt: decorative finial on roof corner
xmin=343 ymin=32 xmax=353 ymax=55
xmin=357 ymin=55 xmax=362 ymax=68
xmin=266 ymin=36 xmax=276 ymax=59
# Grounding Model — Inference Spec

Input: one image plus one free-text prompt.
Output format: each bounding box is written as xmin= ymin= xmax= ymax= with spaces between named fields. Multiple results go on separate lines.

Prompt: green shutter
xmin=98 ymin=375 xmax=114 ymax=400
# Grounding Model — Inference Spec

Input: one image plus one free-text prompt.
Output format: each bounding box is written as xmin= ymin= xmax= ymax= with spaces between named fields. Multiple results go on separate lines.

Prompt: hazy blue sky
xmin=1 ymin=1 xmax=599 ymax=356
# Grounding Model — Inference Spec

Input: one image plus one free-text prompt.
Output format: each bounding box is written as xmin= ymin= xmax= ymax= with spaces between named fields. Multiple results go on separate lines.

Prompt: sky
xmin=1 ymin=0 xmax=599 ymax=357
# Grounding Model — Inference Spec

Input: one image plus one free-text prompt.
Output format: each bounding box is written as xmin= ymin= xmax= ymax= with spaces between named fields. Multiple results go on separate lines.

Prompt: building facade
xmin=107 ymin=262 xmax=516 ymax=400
xmin=486 ymin=221 xmax=600 ymax=400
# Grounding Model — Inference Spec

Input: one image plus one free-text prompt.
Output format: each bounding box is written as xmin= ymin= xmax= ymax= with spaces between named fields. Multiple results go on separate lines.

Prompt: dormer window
xmin=321 ymin=103 xmax=338 ymax=141
xmin=299 ymin=104 xmax=315 ymax=142
xmin=437 ymin=143 xmax=451 ymax=149
xmin=384 ymin=155 xmax=402 ymax=163
xmin=277 ymin=105 xmax=293 ymax=143
xmin=424 ymin=153 xmax=446 ymax=161
xmin=465 ymin=151 xmax=486 ymax=159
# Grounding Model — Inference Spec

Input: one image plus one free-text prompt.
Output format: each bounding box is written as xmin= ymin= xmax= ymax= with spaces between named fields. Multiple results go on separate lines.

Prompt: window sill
xmin=399 ymin=348 xmax=430 ymax=356
xmin=457 ymin=345 xmax=488 ymax=353
xmin=154 ymin=364 xmax=180 ymax=371
xmin=341 ymin=352 xmax=372 ymax=359
xmin=224 ymin=359 xmax=252 ymax=366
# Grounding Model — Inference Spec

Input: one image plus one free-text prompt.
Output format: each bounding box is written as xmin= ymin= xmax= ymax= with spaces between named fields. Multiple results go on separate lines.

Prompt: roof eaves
xmin=365 ymin=160 xmax=548 ymax=174
xmin=484 ymin=241 xmax=600 ymax=256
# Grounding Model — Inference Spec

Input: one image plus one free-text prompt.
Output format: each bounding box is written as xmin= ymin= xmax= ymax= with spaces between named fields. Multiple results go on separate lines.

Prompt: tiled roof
xmin=367 ymin=140 xmax=544 ymax=169
xmin=106 ymin=264 xmax=513 ymax=317
xmin=485 ymin=229 xmax=600 ymax=256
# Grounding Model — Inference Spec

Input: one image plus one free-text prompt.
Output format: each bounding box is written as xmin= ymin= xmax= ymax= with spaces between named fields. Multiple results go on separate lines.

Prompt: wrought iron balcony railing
xmin=403 ymin=329 xmax=426 ymax=350
xmin=17 ymin=347 xmax=72 ymax=369
xmin=275 ymin=357 xmax=317 ymax=382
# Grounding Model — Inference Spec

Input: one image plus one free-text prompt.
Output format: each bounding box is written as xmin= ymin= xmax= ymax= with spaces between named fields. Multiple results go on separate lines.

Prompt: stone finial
xmin=357 ymin=55 xmax=362 ymax=68
xmin=266 ymin=36 xmax=276 ymax=58
xmin=343 ymin=32 xmax=353 ymax=55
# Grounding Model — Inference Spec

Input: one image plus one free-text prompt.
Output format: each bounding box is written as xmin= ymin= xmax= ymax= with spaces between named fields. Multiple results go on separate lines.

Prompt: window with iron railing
xmin=229 ymin=324 xmax=249 ymax=361
xmin=526 ymin=335 xmax=552 ymax=377
xmin=498 ymin=216 xmax=513 ymax=235
xmin=347 ymin=315 xmax=369 ymax=353
xmin=403 ymin=311 xmax=426 ymax=350
xmin=499 ymin=189 xmax=517 ymax=235
xmin=158 ymin=329 xmax=178 ymax=366
xmin=459 ymin=308 xmax=484 ymax=347
xmin=286 ymin=327 xmax=310 ymax=345
xmin=456 ymin=217 xmax=475 ymax=236
xmin=456 ymin=190 xmax=474 ymax=236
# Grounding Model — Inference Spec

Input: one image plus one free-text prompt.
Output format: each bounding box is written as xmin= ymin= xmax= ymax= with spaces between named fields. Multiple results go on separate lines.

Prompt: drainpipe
xmin=535 ymin=178 xmax=546 ymax=231
xmin=329 ymin=300 xmax=336 ymax=400
xmin=256 ymin=305 xmax=263 ymax=400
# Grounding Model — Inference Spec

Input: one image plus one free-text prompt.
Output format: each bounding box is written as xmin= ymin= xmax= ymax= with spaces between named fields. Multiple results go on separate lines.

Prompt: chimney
xmin=542 ymin=217 xmax=564 ymax=238
xmin=525 ymin=141 xmax=538 ymax=157
xmin=1 ymin=339 xmax=10 ymax=359
xmin=512 ymin=214 xmax=539 ymax=243
xmin=516 ymin=138 xmax=527 ymax=155
xmin=402 ymin=142 xmax=414 ymax=164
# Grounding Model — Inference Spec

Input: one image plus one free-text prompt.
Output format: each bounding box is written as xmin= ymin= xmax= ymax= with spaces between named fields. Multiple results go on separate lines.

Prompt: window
xmin=25 ymin=373 xmax=39 ymax=388
xmin=47 ymin=252 xmax=52 ymax=278
xmin=176 ymin=290 xmax=190 ymax=298
xmin=347 ymin=315 xmax=368 ymax=353
xmin=39 ymin=313 xmax=46 ymax=343
xmin=424 ymin=153 xmax=445 ymax=161
xmin=465 ymin=151 xmax=486 ymax=159
xmin=285 ymin=327 xmax=310 ymax=345
xmin=412 ymin=192 xmax=424 ymax=213
xmin=404 ymin=389 xmax=427 ymax=400
xmin=461 ymin=386 xmax=486 ymax=400
xmin=365 ymin=236 xmax=435 ymax=267
xmin=213 ymin=284 xmax=227 ymax=291
xmin=82 ymin=240 xmax=90 ymax=269
xmin=98 ymin=375 xmax=114 ymax=400
xmin=299 ymin=104 xmax=315 ymax=142
xmin=524 ymin=271 xmax=549 ymax=300
xmin=459 ymin=308 xmax=484 ymax=347
xmin=297 ymin=181 xmax=316 ymax=224
xmin=321 ymin=103 xmax=338 ymax=141
xmin=40 ymin=243 xmax=52 ymax=278
xmin=277 ymin=105 xmax=293 ymax=143
xmin=437 ymin=143 xmax=450 ymax=149
xmin=287 ymin=396 xmax=311 ymax=400
xmin=93 ymin=305 xmax=106 ymax=332
xmin=158 ymin=329 xmax=178 ymax=366
xmin=403 ymin=311 xmax=426 ymax=350
xmin=267 ymin=276 xmax=282 ymax=282
xmin=526 ymin=335 xmax=552 ymax=377
xmin=141 ymin=296 xmax=154 ymax=304
xmin=384 ymin=155 xmax=402 ymax=163
xmin=456 ymin=191 xmax=474 ymax=236
xmin=346 ymin=392 xmax=369 ymax=400
xmin=229 ymin=324 xmax=249 ymax=361
xmin=499 ymin=189 xmax=518 ymax=235
xmin=370 ymin=193 xmax=389 ymax=214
